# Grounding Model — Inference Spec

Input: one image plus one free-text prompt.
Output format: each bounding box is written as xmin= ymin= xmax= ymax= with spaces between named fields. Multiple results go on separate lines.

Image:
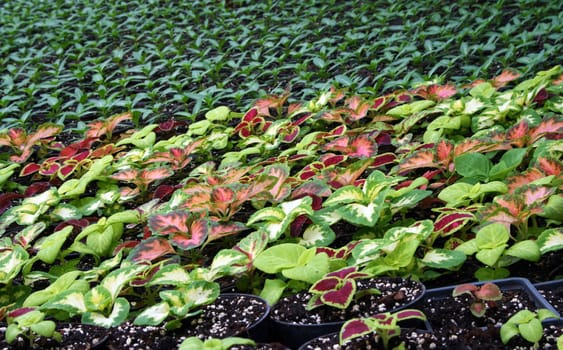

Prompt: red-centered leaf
xmin=20 ymin=163 xmax=41 ymax=177
xmin=149 ymin=211 xmax=191 ymax=236
xmin=72 ymin=150 xmax=91 ymax=162
xmin=58 ymin=164 xmax=76 ymax=178
xmin=330 ymin=125 xmax=347 ymax=137
xmin=293 ymin=112 xmax=312 ymax=126
xmin=474 ymin=283 xmax=502 ymax=301
xmin=326 ymin=266 xmax=358 ymax=279
xmin=242 ymin=108 xmax=258 ymax=122
xmin=491 ymin=69 xmax=520 ymax=88
xmin=529 ymin=118 xmax=563 ymax=144
xmin=320 ymin=108 xmax=346 ymax=123
xmin=212 ymin=186 xmax=235 ymax=203
xmin=127 ymin=237 xmax=175 ymax=262
xmin=316 ymin=247 xmax=339 ymax=258
xmin=110 ymin=168 xmax=139 ymax=182
xmin=27 ymin=124 xmax=63 ymax=146
xmin=289 ymin=214 xmax=310 ymax=237
xmin=454 ymin=138 xmax=511 ymax=156
xmin=506 ymin=169 xmax=544 ymax=193
xmin=153 ymin=184 xmax=181 ymax=201
xmin=171 ymin=217 xmax=208 ymax=250
xmin=59 ymin=137 xmax=96 ymax=157
xmin=299 ymin=170 xmax=316 ymax=181
xmin=113 ymin=240 xmax=140 ymax=255
xmin=347 ymin=96 xmax=370 ymax=121
xmin=470 ymin=301 xmax=487 ymax=317
xmin=372 ymin=313 xmax=394 ymax=325
xmin=479 ymin=206 xmax=517 ymax=231
xmin=374 ymin=132 xmax=392 ymax=145
xmin=538 ymin=158 xmax=561 ymax=176
xmin=283 ymin=126 xmax=300 ymax=143
xmin=506 ymin=120 xmax=529 ymax=147
xmin=434 ymin=212 xmax=475 ymax=236
xmin=85 ymin=112 xmax=132 ymax=139
xmin=348 ymin=135 xmax=377 ymax=158
xmin=452 ymin=283 xmax=479 ymax=297
xmin=372 ymin=153 xmax=397 ymax=168
xmin=24 ymin=182 xmax=51 ymax=197
xmin=310 ymin=277 xmax=341 ymax=293
xmin=372 ymin=96 xmax=386 ymax=110
xmin=0 ymin=192 xmax=24 ymax=214
xmin=415 ymin=84 xmax=457 ymax=101
xmin=396 ymin=309 xmax=427 ymax=321
xmin=54 ymin=218 xmax=91 ymax=233
xmin=141 ymin=167 xmax=174 ymax=183
xmin=397 ymin=150 xmax=437 ymax=174
xmin=322 ymin=154 xmax=346 ymax=167
xmin=340 ymin=319 xmax=371 ymax=342
xmin=436 ymin=140 xmax=453 ymax=164
xmin=208 ymin=220 xmax=247 ymax=241
xmin=8 ymin=307 xmax=35 ymax=318
xmin=39 ymin=163 xmax=60 ymax=175
xmin=323 ymin=158 xmax=372 ymax=188
xmin=321 ymin=279 xmax=356 ymax=309
xmin=291 ymin=181 xmax=332 ymax=201
xmin=0 ymin=128 xmax=23 ymax=147
xmin=520 ymin=186 xmax=554 ymax=206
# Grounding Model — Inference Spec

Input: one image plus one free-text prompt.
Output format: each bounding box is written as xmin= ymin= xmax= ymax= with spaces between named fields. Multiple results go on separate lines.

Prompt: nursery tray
xmin=414 ymin=277 xmax=560 ymax=327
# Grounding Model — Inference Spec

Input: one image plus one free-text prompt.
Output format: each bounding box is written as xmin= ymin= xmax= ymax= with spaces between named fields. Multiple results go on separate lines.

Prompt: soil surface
xmin=271 ymin=277 xmax=424 ymax=324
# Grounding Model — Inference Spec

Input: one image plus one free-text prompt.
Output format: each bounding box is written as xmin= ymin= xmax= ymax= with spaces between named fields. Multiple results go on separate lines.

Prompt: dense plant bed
xmin=0 ymin=64 xmax=561 ymax=350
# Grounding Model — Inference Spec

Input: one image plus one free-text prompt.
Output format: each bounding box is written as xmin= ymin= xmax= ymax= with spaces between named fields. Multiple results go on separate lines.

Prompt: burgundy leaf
xmin=310 ymin=277 xmax=340 ymax=292
xmin=340 ymin=319 xmax=371 ymax=342
xmin=321 ymin=279 xmax=355 ymax=308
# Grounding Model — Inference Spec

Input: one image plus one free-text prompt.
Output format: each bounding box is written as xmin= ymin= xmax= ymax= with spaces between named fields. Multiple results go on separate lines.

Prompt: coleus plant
xmin=339 ymin=309 xmax=427 ymax=350
xmin=306 ymin=266 xmax=377 ymax=310
xmin=5 ymin=308 xmax=61 ymax=346
xmin=0 ymin=123 xmax=62 ymax=163
xmin=452 ymin=282 xmax=502 ymax=318
xmin=500 ymin=309 xmax=560 ymax=348
xmin=132 ymin=263 xmax=220 ymax=329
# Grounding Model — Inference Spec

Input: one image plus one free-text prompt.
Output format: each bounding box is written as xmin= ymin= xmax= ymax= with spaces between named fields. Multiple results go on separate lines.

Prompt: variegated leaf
xmin=82 ymin=297 xmax=130 ymax=328
xmin=300 ymin=224 xmax=335 ymax=247
xmin=148 ymin=264 xmax=191 ymax=286
xmin=537 ymin=228 xmax=563 ymax=254
xmin=100 ymin=264 xmax=148 ymax=301
xmin=421 ymin=248 xmax=466 ymax=269
xmin=338 ymin=202 xmax=381 ymax=227
xmin=323 ymin=186 xmax=365 ymax=207
xmin=133 ymin=302 xmax=170 ymax=326
xmin=42 ymin=290 xmax=87 ymax=314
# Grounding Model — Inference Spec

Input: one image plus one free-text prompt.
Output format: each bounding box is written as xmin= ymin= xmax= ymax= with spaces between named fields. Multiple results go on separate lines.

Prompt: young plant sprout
xmin=452 ymin=282 xmax=502 ymax=317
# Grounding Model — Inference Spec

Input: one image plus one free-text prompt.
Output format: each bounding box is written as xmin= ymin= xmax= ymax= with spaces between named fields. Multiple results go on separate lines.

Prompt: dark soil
xmin=270 ymin=277 xmax=424 ymax=324
xmin=300 ymin=324 xmax=563 ymax=349
xmin=103 ymin=293 xmax=269 ymax=350
xmin=536 ymin=280 xmax=563 ymax=313
xmin=419 ymin=289 xmax=538 ymax=329
xmin=0 ymin=323 xmax=108 ymax=350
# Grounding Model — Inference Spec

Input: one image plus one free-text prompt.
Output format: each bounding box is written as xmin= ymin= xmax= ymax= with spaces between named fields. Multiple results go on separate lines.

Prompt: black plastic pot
xmin=534 ymin=279 xmax=563 ymax=314
xmin=220 ymin=293 xmax=272 ymax=343
xmin=268 ymin=277 xmax=426 ymax=349
xmin=412 ymin=277 xmax=560 ymax=326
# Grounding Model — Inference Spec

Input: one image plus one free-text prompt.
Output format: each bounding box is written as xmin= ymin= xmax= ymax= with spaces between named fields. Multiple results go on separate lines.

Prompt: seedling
xmin=339 ymin=309 xmax=427 ymax=349
xmin=500 ymin=309 xmax=559 ymax=349
xmin=452 ymin=282 xmax=502 ymax=317
xmin=5 ymin=308 xmax=61 ymax=346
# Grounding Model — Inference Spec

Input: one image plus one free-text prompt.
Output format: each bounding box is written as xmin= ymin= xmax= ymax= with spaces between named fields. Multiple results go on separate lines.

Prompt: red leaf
xmin=152 ymin=184 xmax=181 ymax=200
xmin=529 ymin=118 xmax=563 ymax=144
xmin=20 ymin=163 xmax=41 ymax=177
xmin=371 ymin=153 xmax=397 ymax=168
xmin=208 ymin=221 xmax=248 ymax=241
xmin=170 ymin=218 xmax=209 ymax=250
xmin=397 ymin=150 xmax=437 ymax=174
xmin=340 ymin=319 xmax=371 ymax=341
xmin=506 ymin=120 xmax=529 ymax=147
xmin=491 ymin=69 xmax=520 ymax=88
xmin=311 ymin=277 xmax=340 ymax=292
xmin=321 ymin=280 xmax=355 ymax=308
xmin=149 ymin=211 xmax=191 ymax=236
xmin=474 ymin=283 xmax=502 ymax=301
xmin=327 ymin=266 xmax=358 ymax=279
xmin=538 ymin=158 xmax=561 ymax=176
xmin=127 ymin=237 xmax=175 ymax=262
xmin=506 ymin=169 xmax=545 ymax=193
xmin=434 ymin=212 xmax=475 ymax=235
xmin=349 ymin=135 xmax=377 ymax=158
xmin=0 ymin=192 xmax=24 ymax=215
xmin=24 ymin=182 xmax=51 ymax=197
xmin=372 ymin=96 xmax=386 ymax=110
xmin=452 ymin=283 xmax=479 ymax=297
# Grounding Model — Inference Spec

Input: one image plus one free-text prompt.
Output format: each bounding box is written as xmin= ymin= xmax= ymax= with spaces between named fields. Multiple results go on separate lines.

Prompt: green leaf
xmin=260 ymin=278 xmax=286 ymax=306
xmin=35 ymin=226 xmax=73 ymax=264
xmin=475 ymin=223 xmax=509 ymax=249
xmin=387 ymin=100 xmax=435 ymax=117
xmin=254 ymin=244 xmax=306 ymax=274
xmin=282 ymin=252 xmax=330 ymax=284
xmin=518 ymin=318 xmax=543 ymax=343
xmin=505 ymin=240 xmax=540 ymax=262
xmin=454 ymin=153 xmax=491 ymax=180
xmin=205 ymin=106 xmax=230 ymax=121
xmin=500 ymin=323 xmax=519 ymax=344
xmin=476 ymin=246 xmax=506 ymax=266
xmin=470 ymin=82 xmax=496 ymax=99
xmin=42 ymin=290 xmax=87 ymax=314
